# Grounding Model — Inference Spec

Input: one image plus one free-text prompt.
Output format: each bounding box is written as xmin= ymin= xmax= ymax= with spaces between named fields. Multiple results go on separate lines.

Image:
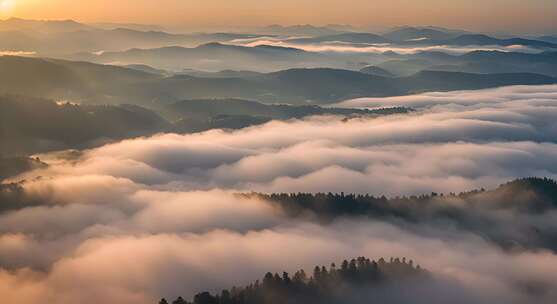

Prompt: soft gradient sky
xmin=1 ymin=0 xmax=556 ymax=33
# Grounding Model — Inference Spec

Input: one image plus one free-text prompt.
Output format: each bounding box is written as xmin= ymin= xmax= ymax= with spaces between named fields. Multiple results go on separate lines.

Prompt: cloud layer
xmin=229 ymin=38 xmax=540 ymax=55
xmin=16 ymin=85 xmax=557 ymax=195
xmin=3 ymin=84 xmax=557 ymax=303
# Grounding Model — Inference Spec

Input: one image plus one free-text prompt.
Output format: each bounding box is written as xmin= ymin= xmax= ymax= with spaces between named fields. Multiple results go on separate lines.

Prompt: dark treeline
xmin=247 ymin=177 xmax=557 ymax=218
xmin=160 ymin=256 xmax=425 ymax=304
xmin=3 ymin=178 xmax=557 ymax=249
xmin=242 ymin=177 xmax=557 ymax=251
xmin=163 ymin=98 xmax=412 ymax=122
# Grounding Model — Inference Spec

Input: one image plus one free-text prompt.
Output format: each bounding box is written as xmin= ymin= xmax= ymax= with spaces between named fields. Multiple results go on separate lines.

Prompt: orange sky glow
xmin=1 ymin=0 xmax=556 ymax=33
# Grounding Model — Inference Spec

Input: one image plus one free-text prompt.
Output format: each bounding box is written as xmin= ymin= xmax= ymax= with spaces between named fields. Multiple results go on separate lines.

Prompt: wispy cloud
xmin=229 ymin=38 xmax=539 ymax=55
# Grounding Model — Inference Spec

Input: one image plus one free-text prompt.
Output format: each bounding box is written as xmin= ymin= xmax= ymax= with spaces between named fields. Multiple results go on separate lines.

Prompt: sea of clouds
xmin=2 ymin=85 xmax=557 ymax=303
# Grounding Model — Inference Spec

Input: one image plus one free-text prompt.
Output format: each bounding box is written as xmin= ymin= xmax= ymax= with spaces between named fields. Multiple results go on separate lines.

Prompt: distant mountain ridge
xmin=1 ymin=56 xmax=555 ymax=106
xmin=0 ymin=95 xmax=172 ymax=156
xmin=0 ymin=18 xmax=267 ymax=55
xmin=376 ymin=50 xmax=557 ymax=77
xmin=288 ymin=32 xmax=391 ymax=44
xmin=359 ymin=66 xmax=395 ymax=77
xmin=439 ymin=34 xmax=557 ymax=49
xmin=383 ymin=26 xmax=458 ymax=41
xmin=71 ymin=42 xmax=325 ymax=72
xmin=0 ymin=17 xmax=92 ymax=33
xmin=280 ymin=27 xmax=557 ymax=50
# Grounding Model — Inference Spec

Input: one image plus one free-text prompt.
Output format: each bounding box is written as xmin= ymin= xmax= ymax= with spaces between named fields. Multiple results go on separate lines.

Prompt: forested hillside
xmin=244 ymin=178 xmax=557 ymax=252
xmin=160 ymin=256 xmax=425 ymax=304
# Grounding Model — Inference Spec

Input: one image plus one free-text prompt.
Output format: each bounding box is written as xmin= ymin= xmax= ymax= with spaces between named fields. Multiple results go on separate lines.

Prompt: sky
xmin=0 ymin=0 xmax=556 ymax=33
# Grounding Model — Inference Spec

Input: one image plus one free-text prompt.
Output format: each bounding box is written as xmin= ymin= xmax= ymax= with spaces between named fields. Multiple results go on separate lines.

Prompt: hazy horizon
xmin=0 ymin=0 xmax=556 ymax=34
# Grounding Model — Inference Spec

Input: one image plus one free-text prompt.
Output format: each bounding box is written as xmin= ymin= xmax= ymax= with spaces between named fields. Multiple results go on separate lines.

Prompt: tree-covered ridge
xmin=160 ymin=256 xmax=425 ymax=304
xmin=3 ymin=177 xmax=557 ymax=249
xmin=243 ymin=177 xmax=557 ymax=251
xmin=247 ymin=177 xmax=557 ymax=218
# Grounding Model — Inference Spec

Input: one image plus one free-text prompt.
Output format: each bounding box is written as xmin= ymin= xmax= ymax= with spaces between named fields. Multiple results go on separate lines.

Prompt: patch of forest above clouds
xmin=1 ymin=56 xmax=556 ymax=107
xmin=160 ymin=256 xmax=426 ymax=304
xmin=3 ymin=176 xmax=557 ymax=253
xmin=243 ymin=177 xmax=557 ymax=253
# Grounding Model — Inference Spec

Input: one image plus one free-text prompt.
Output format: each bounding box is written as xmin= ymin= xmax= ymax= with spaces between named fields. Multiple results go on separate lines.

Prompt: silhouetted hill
xmin=359 ymin=66 xmax=395 ymax=77
xmin=246 ymin=177 xmax=557 ymax=252
xmin=0 ymin=18 xmax=265 ymax=55
xmin=160 ymin=256 xmax=426 ymax=304
xmin=376 ymin=50 xmax=557 ymax=77
xmin=485 ymin=178 xmax=557 ymax=212
xmin=250 ymin=69 xmax=556 ymax=103
xmin=72 ymin=42 xmax=325 ymax=72
xmin=1 ymin=56 xmax=555 ymax=106
xmin=283 ymin=30 xmax=557 ymax=50
xmin=164 ymin=99 xmax=403 ymax=120
xmin=0 ymin=56 xmax=162 ymax=104
xmin=124 ymin=64 xmax=169 ymax=75
xmin=0 ymin=95 xmax=171 ymax=156
xmin=256 ymin=68 xmax=396 ymax=102
xmin=0 ymin=93 xmax=411 ymax=156
xmin=0 ymin=17 xmax=92 ymax=33
xmin=0 ymin=56 xmax=212 ymax=106
xmin=439 ymin=34 xmax=557 ymax=49
xmin=460 ymin=50 xmax=557 ymax=63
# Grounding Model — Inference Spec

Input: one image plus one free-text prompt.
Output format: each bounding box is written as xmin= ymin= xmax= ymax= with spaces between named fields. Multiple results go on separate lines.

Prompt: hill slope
xmin=250 ymin=177 xmax=557 ymax=251
xmin=0 ymin=95 xmax=171 ymax=156
xmin=1 ymin=56 xmax=556 ymax=106
xmin=160 ymin=256 xmax=426 ymax=304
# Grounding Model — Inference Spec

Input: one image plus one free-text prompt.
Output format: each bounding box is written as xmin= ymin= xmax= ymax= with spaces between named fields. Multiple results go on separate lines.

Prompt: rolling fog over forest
xmin=1 ymin=1 xmax=557 ymax=303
